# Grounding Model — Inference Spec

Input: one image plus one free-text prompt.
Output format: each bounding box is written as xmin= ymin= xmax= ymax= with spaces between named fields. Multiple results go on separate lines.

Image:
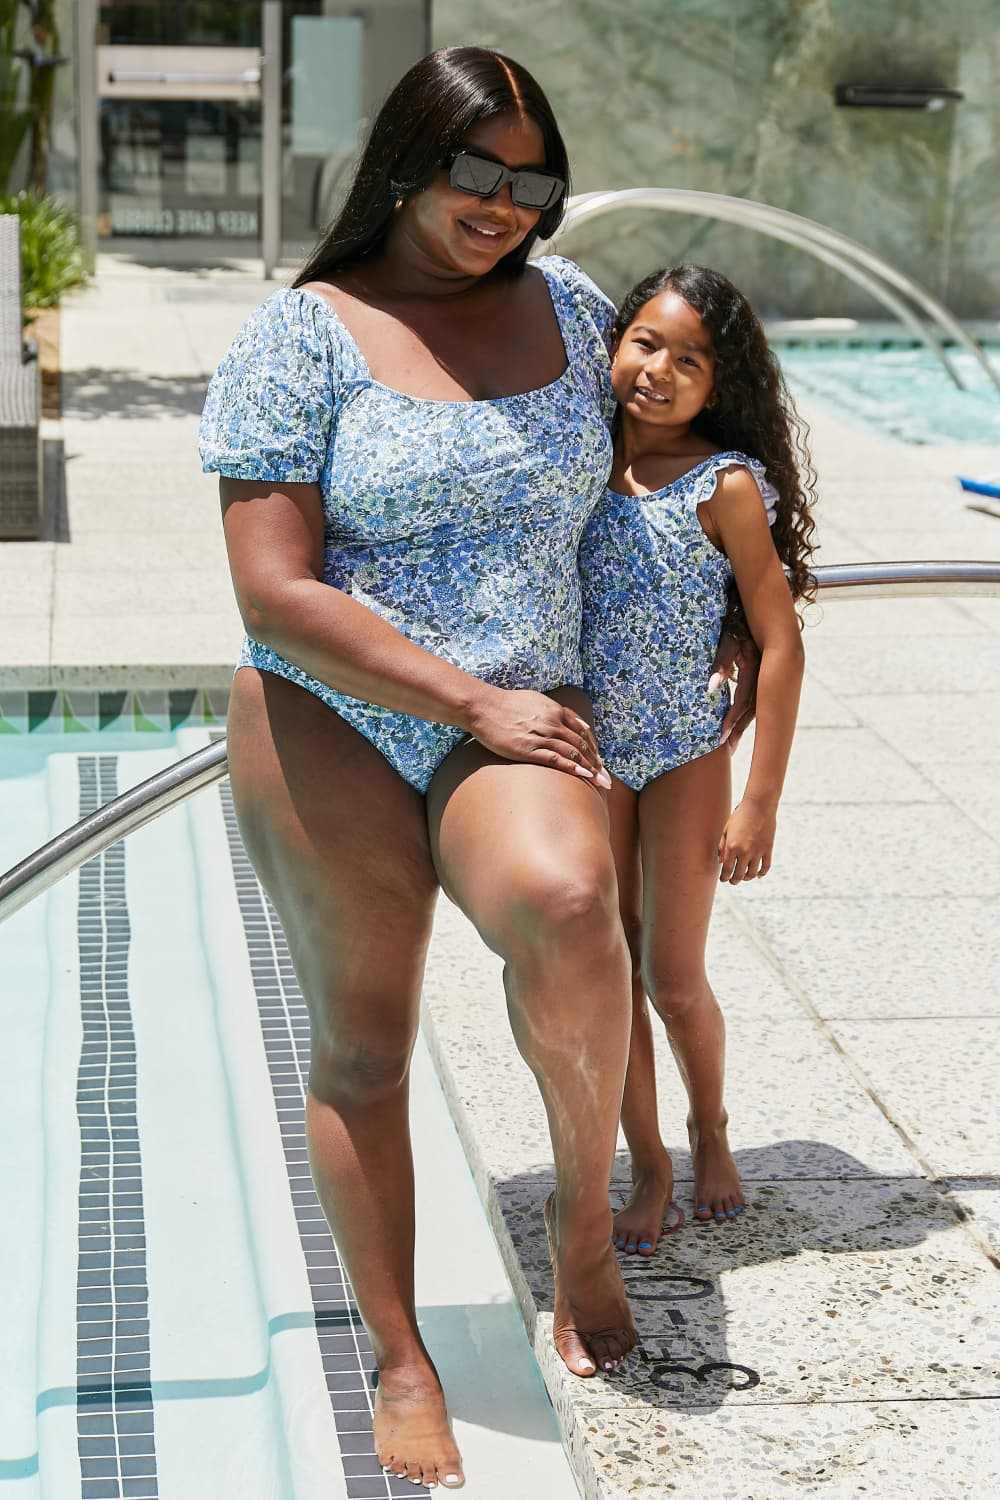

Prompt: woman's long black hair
xmin=615 ymin=265 xmax=818 ymax=616
xmin=294 ymin=47 xmax=570 ymax=286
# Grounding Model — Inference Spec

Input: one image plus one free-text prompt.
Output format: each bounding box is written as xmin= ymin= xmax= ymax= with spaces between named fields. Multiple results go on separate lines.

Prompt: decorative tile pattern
xmin=76 ymin=756 xmax=158 ymax=1500
xmin=216 ymin=772 xmax=425 ymax=1500
xmin=0 ymin=689 xmax=229 ymax=735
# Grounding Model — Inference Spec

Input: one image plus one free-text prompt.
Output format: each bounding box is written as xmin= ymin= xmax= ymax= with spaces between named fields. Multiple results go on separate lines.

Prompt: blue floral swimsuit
xmin=579 ymin=453 xmax=777 ymax=792
xmin=199 ymin=256 xmax=615 ymax=792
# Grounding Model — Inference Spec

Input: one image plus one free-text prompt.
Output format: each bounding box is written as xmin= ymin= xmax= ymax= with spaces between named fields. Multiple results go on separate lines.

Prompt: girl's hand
xmin=718 ymin=797 xmax=776 ymax=883
xmin=710 ymin=633 xmax=761 ymax=752
xmin=468 ymin=687 xmax=612 ymax=788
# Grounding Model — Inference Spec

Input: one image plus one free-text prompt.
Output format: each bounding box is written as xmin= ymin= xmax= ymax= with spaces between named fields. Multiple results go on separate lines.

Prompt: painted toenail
xmin=735 ymin=1204 xmax=746 ymax=1213
xmin=697 ymin=1204 xmax=709 ymax=1213
xmin=579 ymin=1358 xmax=595 ymax=1371
xmin=638 ymin=1239 xmax=652 ymax=1249
xmin=444 ymin=1476 xmax=461 ymax=1486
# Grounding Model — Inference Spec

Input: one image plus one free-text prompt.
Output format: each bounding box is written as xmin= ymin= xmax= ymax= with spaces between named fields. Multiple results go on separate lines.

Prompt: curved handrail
xmin=555 ymin=191 xmax=959 ymax=388
xmin=2 ymin=557 xmax=999 ymax=926
xmin=548 ymin=189 xmax=1000 ymax=397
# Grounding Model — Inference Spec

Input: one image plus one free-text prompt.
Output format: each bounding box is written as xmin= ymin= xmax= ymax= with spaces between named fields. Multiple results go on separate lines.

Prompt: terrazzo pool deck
xmin=3 ymin=258 xmax=999 ymax=1496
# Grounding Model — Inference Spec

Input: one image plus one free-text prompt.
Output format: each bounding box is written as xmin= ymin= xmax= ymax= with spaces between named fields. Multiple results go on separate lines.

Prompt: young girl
xmin=579 ymin=264 xmax=816 ymax=1252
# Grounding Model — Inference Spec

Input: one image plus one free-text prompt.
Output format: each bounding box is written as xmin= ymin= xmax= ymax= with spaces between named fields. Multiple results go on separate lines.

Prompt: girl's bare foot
xmin=612 ymin=1157 xmax=684 ymax=1255
xmin=543 ymin=1192 xmax=638 ymax=1377
xmin=689 ymin=1116 xmax=746 ymax=1223
xmin=374 ymin=1361 xmax=465 ymax=1489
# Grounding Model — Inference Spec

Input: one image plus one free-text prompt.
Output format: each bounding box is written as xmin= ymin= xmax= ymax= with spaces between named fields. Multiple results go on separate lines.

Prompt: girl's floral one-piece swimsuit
xmin=199 ymin=255 xmax=615 ymax=793
xmin=580 ymin=451 xmax=778 ymax=792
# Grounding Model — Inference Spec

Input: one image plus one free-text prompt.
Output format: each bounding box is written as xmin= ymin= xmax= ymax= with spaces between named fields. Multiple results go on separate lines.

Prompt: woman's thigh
xmin=426 ymin=688 xmax=618 ymax=956
xmin=638 ymin=745 xmax=732 ymax=988
xmin=227 ymin=668 xmax=439 ymax=1066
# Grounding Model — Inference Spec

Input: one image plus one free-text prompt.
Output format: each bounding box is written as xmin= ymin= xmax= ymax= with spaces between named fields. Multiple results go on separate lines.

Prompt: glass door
xmin=280 ymin=1 xmax=430 ymax=264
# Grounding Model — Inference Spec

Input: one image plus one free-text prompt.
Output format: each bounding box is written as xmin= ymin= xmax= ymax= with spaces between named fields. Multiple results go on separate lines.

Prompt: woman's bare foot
xmin=612 ymin=1157 xmax=684 ymax=1255
xmin=543 ymin=1192 xmax=638 ymax=1377
xmin=374 ymin=1361 xmax=465 ymax=1489
xmin=689 ymin=1116 xmax=746 ymax=1223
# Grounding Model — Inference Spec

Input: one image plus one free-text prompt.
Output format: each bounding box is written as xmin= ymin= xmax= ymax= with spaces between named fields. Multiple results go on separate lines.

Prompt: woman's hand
xmin=717 ymin=797 xmax=776 ymax=883
xmin=710 ymin=632 xmax=761 ymax=752
xmin=467 ymin=686 xmax=612 ymax=788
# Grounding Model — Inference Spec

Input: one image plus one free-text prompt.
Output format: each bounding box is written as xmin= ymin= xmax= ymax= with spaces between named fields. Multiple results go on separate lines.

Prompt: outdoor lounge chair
xmin=0 ymin=214 xmax=42 ymax=539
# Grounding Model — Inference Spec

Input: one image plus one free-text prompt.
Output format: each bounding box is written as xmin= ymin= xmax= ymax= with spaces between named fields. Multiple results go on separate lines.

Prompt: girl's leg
xmin=227 ymin=669 xmax=464 ymax=1489
xmin=606 ymin=779 xmax=682 ymax=1256
xmin=638 ymin=744 xmax=746 ymax=1224
xmin=427 ymin=693 xmax=637 ymax=1377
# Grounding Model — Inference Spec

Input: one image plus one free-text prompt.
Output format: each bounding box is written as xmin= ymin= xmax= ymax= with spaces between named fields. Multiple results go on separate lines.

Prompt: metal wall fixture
xmin=834 ymin=84 xmax=964 ymax=111
xmin=1 ymin=562 xmax=998 ymax=926
xmin=544 ymin=189 xmax=1000 ymax=398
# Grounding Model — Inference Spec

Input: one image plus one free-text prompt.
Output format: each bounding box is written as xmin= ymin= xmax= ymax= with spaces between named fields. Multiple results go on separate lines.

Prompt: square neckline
xmin=294 ymin=262 xmax=574 ymax=407
xmin=605 ymin=451 xmax=728 ymax=501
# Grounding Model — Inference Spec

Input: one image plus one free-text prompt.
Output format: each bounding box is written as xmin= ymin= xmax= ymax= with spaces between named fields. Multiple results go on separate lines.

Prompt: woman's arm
xmin=222 ymin=477 xmax=609 ymax=783
xmin=703 ymin=469 xmax=805 ymax=882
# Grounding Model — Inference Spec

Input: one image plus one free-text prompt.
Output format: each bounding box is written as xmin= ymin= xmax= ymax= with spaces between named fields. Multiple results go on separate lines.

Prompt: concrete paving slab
xmin=1 ymin=616 xmax=51 ymax=681
xmin=423 ymin=906 xmax=918 ymax=1188
xmin=793 ymin=674 xmax=860 ymax=728
xmin=730 ymin=726 xmax=943 ymax=804
xmin=0 ymin=547 xmax=54 ymax=615
xmin=919 ymin=762 xmax=996 ymax=845
xmin=826 ymin=1020 xmax=1000 ymax=1177
xmin=745 ymin=898 xmax=1000 ymax=1020
xmin=953 ymin=597 xmax=1000 ymax=632
xmin=577 ymin=1399 xmax=1000 ymax=1500
xmin=803 ymin=598 xmax=983 ymax=639
xmin=804 ymin=634 xmax=996 ymax=696
xmin=861 ymin=525 xmax=1000 ymax=561
xmin=491 ymin=1174 xmax=998 ymax=1411
xmin=736 ymin=805 xmax=1000 ymax=900
xmin=943 ymin=1180 xmax=1000 ymax=1262
xmin=49 ymin=533 xmax=229 ymax=572
xmin=52 ymin=564 xmax=232 ymax=617
xmin=842 ymin=691 xmax=1000 ymax=765
xmin=49 ymin=610 xmax=242 ymax=676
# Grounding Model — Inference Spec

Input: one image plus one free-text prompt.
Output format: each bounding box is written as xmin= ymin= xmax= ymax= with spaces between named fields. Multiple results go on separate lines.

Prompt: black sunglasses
xmin=446 ymin=150 xmax=565 ymax=211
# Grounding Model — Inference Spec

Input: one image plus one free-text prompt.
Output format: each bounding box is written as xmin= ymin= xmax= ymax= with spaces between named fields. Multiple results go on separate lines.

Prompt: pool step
xmin=3 ymin=742 xmax=579 ymax=1500
xmin=21 ymin=747 xmax=346 ymax=1500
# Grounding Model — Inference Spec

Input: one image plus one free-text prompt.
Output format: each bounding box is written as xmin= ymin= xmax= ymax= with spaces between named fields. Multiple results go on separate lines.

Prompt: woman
xmin=200 ymin=46 xmax=638 ymax=1491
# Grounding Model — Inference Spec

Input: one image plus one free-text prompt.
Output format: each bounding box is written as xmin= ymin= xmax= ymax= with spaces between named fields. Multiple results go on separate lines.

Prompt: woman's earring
xmin=394 ymin=196 xmax=404 ymax=210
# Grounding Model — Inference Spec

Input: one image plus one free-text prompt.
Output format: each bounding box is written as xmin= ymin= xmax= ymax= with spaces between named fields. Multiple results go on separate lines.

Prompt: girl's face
xmin=398 ymin=113 xmax=547 ymax=278
xmin=612 ymin=290 xmax=717 ymax=428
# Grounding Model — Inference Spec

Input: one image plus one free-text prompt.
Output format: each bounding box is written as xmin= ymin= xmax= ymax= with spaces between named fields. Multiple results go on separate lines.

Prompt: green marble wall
xmin=432 ymin=0 xmax=1000 ymax=319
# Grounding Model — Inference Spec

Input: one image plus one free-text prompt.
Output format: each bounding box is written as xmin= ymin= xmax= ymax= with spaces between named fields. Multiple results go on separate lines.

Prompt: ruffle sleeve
xmin=199 ymin=288 xmax=341 ymax=483
xmin=690 ymin=452 xmax=779 ymax=527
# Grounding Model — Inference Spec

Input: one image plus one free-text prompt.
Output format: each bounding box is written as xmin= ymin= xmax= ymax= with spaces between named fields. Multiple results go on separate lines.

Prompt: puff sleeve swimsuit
xmin=579 ymin=453 xmax=778 ymax=792
xmin=199 ymin=256 xmax=615 ymax=792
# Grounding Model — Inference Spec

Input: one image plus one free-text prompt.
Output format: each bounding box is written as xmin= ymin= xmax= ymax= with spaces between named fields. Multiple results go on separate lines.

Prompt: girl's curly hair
xmin=614 ymin=265 xmax=817 ymax=631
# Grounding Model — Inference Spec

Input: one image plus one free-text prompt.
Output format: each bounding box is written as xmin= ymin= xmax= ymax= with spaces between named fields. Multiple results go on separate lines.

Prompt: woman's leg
xmin=638 ymin=745 xmax=746 ymax=1224
xmin=427 ymin=692 xmax=637 ymax=1377
xmin=227 ymin=668 xmax=463 ymax=1489
xmin=606 ymin=779 xmax=682 ymax=1256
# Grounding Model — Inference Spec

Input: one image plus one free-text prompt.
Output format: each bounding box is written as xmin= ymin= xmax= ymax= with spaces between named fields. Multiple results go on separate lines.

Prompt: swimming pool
xmin=0 ymin=721 xmax=579 ymax=1500
xmin=778 ymin=344 xmax=1000 ymax=445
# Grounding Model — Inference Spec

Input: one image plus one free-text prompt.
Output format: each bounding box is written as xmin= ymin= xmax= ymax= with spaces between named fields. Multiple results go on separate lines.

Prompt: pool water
xmin=779 ymin=344 xmax=1000 ymax=445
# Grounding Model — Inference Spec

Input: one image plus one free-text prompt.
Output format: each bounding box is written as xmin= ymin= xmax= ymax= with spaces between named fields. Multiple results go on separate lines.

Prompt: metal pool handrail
xmin=548 ymin=189 xmax=1000 ymax=397
xmin=1 ymin=558 xmax=999 ymax=925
